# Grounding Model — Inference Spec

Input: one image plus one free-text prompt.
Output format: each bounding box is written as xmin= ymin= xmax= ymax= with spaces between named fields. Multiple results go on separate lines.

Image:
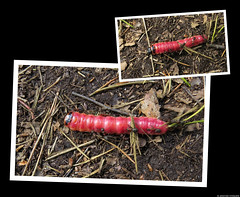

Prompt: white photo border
xmin=10 ymin=60 xmax=210 ymax=187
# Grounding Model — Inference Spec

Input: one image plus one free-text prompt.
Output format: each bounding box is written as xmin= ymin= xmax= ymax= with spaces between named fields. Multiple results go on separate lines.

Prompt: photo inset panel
xmin=116 ymin=10 xmax=229 ymax=81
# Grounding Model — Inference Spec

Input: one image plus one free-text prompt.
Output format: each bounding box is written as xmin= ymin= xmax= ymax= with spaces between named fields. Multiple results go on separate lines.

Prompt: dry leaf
xmin=124 ymin=30 xmax=142 ymax=46
xmin=156 ymin=89 xmax=164 ymax=99
xmin=18 ymin=160 xmax=28 ymax=166
xmin=190 ymin=77 xmax=202 ymax=87
xmin=121 ymin=61 xmax=128 ymax=71
xmin=53 ymin=121 xmax=60 ymax=131
xmin=169 ymin=63 xmax=179 ymax=76
xmin=174 ymin=92 xmax=192 ymax=104
xmin=119 ymin=38 xmax=125 ymax=51
xmin=163 ymin=103 xmax=188 ymax=113
xmin=124 ymin=42 xmax=136 ymax=47
xmin=106 ymin=157 xmax=118 ymax=166
xmin=185 ymin=123 xmax=201 ymax=132
xmin=192 ymin=89 xmax=204 ymax=100
xmin=191 ymin=21 xmax=199 ymax=28
xmin=119 ymin=38 xmax=124 ymax=46
xmin=62 ymin=126 xmax=69 ymax=134
xmin=153 ymin=136 xmax=162 ymax=143
xmin=203 ymin=15 xmax=208 ymax=24
xmin=140 ymin=88 xmax=160 ymax=118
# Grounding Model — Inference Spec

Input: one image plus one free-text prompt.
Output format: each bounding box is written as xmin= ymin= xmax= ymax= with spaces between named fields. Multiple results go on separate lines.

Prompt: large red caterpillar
xmin=64 ymin=111 xmax=168 ymax=135
xmin=148 ymin=34 xmax=208 ymax=55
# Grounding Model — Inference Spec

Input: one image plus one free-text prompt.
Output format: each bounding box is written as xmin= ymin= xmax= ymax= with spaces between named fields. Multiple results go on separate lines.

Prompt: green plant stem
xmin=211 ymin=15 xmax=218 ymax=44
xmin=120 ymin=19 xmax=134 ymax=28
xmin=182 ymin=105 xmax=205 ymax=122
xmin=181 ymin=78 xmax=191 ymax=87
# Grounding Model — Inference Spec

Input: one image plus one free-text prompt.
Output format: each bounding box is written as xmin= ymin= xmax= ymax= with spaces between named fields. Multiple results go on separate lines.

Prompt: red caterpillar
xmin=64 ymin=111 xmax=168 ymax=135
xmin=148 ymin=34 xmax=208 ymax=55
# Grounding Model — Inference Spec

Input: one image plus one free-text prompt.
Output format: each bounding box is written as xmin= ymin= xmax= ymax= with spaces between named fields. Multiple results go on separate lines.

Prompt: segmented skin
xmin=64 ymin=111 xmax=168 ymax=135
xmin=148 ymin=35 xmax=208 ymax=55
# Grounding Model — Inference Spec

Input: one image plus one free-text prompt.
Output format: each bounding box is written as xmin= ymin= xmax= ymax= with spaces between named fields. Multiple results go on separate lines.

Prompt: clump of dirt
xmin=118 ymin=12 xmax=227 ymax=79
xmin=16 ymin=65 xmax=205 ymax=182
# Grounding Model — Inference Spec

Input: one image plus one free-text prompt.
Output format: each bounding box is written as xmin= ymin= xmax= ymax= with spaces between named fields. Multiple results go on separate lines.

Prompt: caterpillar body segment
xmin=64 ymin=112 xmax=168 ymax=135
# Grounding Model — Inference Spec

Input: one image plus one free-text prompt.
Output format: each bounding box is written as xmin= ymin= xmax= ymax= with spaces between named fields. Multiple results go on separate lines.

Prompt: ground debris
xmin=15 ymin=65 xmax=204 ymax=181
xmin=140 ymin=88 xmax=161 ymax=118
xmin=119 ymin=12 xmax=227 ymax=80
xmin=174 ymin=91 xmax=192 ymax=104
xmin=121 ymin=61 xmax=128 ymax=71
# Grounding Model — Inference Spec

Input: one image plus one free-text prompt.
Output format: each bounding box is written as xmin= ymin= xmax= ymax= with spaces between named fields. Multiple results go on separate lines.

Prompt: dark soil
xmin=118 ymin=12 xmax=227 ymax=79
xmin=16 ymin=65 xmax=205 ymax=182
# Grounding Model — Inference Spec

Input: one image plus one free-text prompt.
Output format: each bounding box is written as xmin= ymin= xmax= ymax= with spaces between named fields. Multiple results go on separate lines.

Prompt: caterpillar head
xmin=147 ymin=45 xmax=155 ymax=55
xmin=64 ymin=112 xmax=73 ymax=126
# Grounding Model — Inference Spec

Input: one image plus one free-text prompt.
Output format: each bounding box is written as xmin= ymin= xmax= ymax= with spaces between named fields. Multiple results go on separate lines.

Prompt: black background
xmin=5 ymin=3 xmax=239 ymax=196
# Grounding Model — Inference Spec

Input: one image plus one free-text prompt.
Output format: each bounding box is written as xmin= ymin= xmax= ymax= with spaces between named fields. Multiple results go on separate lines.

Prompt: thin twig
xmin=37 ymin=66 xmax=44 ymax=87
xmin=18 ymin=65 xmax=33 ymax=75
xmin=59 ymin=129 xmax=90 ymax=160
xmin=22 ymin=91 xmax=59 ymax=176
xmin=207 ymin=43 xmax=225 ymax=50
xmin=43 ymin=76 xmax=61 ymax=92
xmin=51 ymin=91 xmax=71 ymax=110
xmin=183 ymin=46 xmax=215 ymax=61
xmin=142 ymin=18 xmax=155 ymax=75
xmin=159 ymin=170 xmax=164 ymax=181
xmin=31 ymin=127 xmax=48 ymax=176
xmin=22 ymin=113 xmax=50 ymax=176
xmin=64 ymin=147 xmax=90 ymax=177
xmin=161 ymin=170 xmax=170 ymax=181
xmin=18 ymin=98 xmax=35 ymax=119
xmin=89 ymin=81 xmax=155 ymax=96
xmin=221 ymin=49 xmax=226 ymax=57
xmin=31 ymin=85 xmax=42 ymax=112
xmin=45 ymin=139 xmax=95 ymax=161
xmin=74 ymin=147 xmax=116 ymax=167
xmin=72 ymin=91 xmax=130 ymax=116
xmin=81 ymin=158 xmax=105 ymax=178
xmin=77 ymin=71 xmax=86 ymax=78
xmin=97 ymin=135 xmax=135 ymax=164
xmin=164 ymin=54 xmax=191 ymax=67
xmin=89 ymin=76 xmax=118 ymax=96
xmin=113 ymin=98 xmax=144 ymax=109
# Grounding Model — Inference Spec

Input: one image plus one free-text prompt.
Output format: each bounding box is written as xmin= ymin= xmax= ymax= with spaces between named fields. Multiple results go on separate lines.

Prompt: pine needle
xmin=81 ymin=158 xmax=105 ymax=178
xmin=60 ymin=129 xmax=90 ymax=160
xmin=89 ymin=76 xmax=118 ymax=96
xmin=183 ymin=46 xmax=215 ymax=61
xmin=130 ymin=115 xmax=140 ymax=173
xmin=89 ymin=81 xmax=155 ymax=96
xmin=98 ymin=136 xmax=135 ymax=164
